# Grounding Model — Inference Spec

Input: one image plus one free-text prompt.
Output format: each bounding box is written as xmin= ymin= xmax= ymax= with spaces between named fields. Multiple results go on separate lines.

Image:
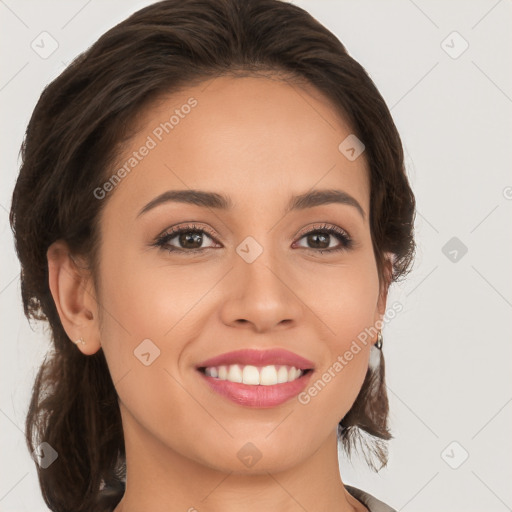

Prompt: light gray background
xmin=1 ymin=1 xmax=511 ymax=510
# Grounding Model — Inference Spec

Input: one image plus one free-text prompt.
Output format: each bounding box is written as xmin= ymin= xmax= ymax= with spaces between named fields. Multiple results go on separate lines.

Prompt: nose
xmin=218 ymin=245 xmax=304 ymax=333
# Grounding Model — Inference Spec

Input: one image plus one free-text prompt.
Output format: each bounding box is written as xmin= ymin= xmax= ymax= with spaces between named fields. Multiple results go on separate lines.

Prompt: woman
xmin=9 ymin=0 xmax=415 ymax=511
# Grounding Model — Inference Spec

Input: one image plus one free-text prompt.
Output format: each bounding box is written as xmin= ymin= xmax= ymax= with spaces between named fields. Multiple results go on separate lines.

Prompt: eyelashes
xmin=153 ymin=223 xmax=219 ymax=255
xmin=293 ymin=223 xmax=353 ymax=253
xmin=152 ymin=222 xmax=353 ymax=255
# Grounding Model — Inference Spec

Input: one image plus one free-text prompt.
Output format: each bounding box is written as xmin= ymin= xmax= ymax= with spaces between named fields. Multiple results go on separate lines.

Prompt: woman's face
xmin=88 ymin=75 xmax=387 ymax=473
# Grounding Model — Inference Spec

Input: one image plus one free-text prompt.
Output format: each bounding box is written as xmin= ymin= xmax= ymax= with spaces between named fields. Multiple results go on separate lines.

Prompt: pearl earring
xmin=375 ymin=331 xmax=383 ymax=350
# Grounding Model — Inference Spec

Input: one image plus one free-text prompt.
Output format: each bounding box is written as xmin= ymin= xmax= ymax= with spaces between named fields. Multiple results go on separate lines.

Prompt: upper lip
xmin=196 ymin=348 xmax=315 ymax=371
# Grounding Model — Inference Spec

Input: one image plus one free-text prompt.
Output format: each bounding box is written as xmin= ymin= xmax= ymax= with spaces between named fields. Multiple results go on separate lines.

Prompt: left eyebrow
xmin=286 ymin=189 xmax=365 ymax=220
xmin=136 ymin=188 xmax=365 ymax=220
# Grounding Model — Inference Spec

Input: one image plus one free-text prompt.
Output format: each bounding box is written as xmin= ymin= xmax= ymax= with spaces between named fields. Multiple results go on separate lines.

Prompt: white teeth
xmin=242 ymin=365 xmax=260 ymax=385
xmin=203 ymin=364 xmax=305 ymax=385
xmin=260 ymin=365 xmax=278 ymax=385
xmin=218 ymin=365 xmax=228 ymax=380
xmin=227 ymin=364 xmax=243 ymax=383
xmin=288 ymin=367 xmax=299 ymax=381
xmin=277 ymin=366 xmax=289 ymax=383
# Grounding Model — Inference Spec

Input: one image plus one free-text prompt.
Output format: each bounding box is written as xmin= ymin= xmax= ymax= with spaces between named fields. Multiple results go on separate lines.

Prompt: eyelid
xmin=157 ymin=222 xmax=218 ymax=241
xmin=296 ymin=222 xmax=350 ymax=239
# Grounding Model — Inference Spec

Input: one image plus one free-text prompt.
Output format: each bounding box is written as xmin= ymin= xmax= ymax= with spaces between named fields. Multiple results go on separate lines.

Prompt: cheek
xmin=95 ymin=239 xmax=225 ymax=391
xmin=97 ymin=245 xmax=199 ymax=337
xmin=299 ymin=251 xmax=379 ymax=413
xmin=300 ymin=248 xmax=380 ymax=347
xmin=95 ymin=246 xmax=212 ymax=452
xmin=93 ymin=241 xmax=173 ymax=384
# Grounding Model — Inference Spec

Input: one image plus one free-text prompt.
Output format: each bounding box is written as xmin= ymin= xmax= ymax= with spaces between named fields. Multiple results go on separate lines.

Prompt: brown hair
xmin=9 ymin=0 xmax=415 ymax=510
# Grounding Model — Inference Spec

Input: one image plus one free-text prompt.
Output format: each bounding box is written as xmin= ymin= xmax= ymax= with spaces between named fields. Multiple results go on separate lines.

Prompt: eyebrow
xmin=137 ymin=188 xmax=365 ymax=220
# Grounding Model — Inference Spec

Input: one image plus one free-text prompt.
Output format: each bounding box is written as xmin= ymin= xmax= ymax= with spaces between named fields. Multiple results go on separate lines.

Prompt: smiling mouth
xmin=197 ymin=364 xmax=313 ymax=386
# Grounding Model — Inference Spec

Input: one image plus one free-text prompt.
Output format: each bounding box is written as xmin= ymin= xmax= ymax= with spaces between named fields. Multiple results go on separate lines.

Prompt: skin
xmin=47 ymin=75 xmax=391 ymax=512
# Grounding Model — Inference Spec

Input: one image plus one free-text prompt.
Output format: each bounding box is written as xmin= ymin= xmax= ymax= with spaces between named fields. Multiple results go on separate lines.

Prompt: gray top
xmin=346 ymin=485 xmax=397 ymax=512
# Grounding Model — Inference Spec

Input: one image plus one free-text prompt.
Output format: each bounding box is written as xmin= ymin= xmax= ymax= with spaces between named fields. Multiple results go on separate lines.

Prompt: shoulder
xmin=345 ymin=485 xmax=397 ymax=512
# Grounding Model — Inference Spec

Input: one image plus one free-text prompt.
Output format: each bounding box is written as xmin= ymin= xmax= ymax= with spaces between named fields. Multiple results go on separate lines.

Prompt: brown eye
xmin=175 ymin=231 xmax=208 ymax=250
xmin=154 ymin=224 xmax=219 ymax=253
xmin=294 ymin=224 xmax=353 ymax=253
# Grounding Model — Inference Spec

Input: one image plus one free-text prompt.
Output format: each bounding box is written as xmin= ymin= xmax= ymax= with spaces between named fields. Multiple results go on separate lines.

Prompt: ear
xmin=47 ymin=240 xmax=101 ymax=355
xmin=373 ymin=252 xmax=394 ymax=331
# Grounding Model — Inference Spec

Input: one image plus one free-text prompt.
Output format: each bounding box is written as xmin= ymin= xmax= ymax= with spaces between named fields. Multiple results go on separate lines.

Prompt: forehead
xmin=103 ymin=75 xmax=370 ymax=219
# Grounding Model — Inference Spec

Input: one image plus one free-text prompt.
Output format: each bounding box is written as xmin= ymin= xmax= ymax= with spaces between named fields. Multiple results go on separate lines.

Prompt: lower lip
xmin=198 ymin=370 xmax=314 ymax=408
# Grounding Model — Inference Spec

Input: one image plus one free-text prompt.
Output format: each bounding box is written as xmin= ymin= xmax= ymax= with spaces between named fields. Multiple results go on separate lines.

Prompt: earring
xmin=375 ymin=331 xmax=383 ymax=350
xmin=74 ymin=337 xmax=85 ymax=346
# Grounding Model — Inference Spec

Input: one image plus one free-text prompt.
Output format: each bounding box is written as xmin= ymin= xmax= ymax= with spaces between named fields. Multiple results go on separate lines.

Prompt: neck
xmin=113 ymin=409 xmax=365 ymax=512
